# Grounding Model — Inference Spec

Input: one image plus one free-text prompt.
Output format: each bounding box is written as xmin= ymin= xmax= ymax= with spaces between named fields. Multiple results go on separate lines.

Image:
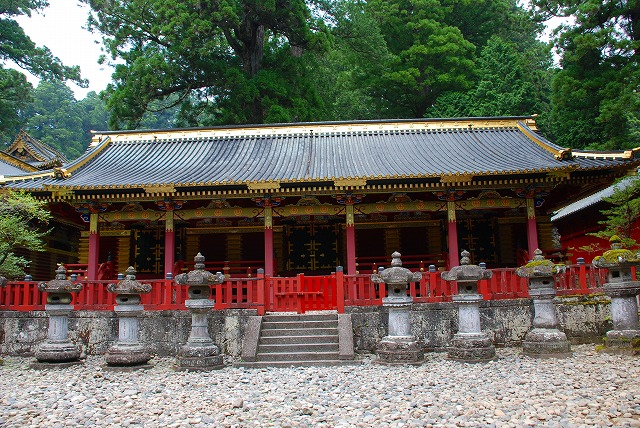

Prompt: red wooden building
xmin=1 ymin=116 xmax=637 ymax=282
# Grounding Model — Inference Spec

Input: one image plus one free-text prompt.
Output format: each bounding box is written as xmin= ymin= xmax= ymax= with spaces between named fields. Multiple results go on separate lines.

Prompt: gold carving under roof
xmin=441 ymin=174 xmax=473 ymax=184
xmin=334 ymin=178 xmax=367 ymax=187
xmin=144 ymin=184 xmax=176 ymax=194
xmin=247 ymin=181 xmax=281 ymax=190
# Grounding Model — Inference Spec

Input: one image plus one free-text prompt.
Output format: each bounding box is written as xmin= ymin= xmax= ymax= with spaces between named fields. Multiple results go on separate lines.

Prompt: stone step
xmin=259 ymin=334 xmax=338 ymax=345
xmin=257 ymin=342 xmax=339 ymax=354
xmin=234 ymin=360 xmax=360 ymax=368
xmin=261 ymin=320 xmax=338 ymax=330
xmin=255 ymin=351 xmax=341 ymax=362
xmin=260 ymin=327 xmax=337 ymax=337
xmin=262 ymin=313 xmax=337 ymax=322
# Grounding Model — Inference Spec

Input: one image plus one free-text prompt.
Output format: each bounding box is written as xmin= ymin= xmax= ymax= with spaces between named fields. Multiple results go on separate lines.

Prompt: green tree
xmin=77 ymin=91 xmax=110 ymax=143
xmin=84 ymin=0 xmax=329 ymax=127
xmin=365 ymin=0 xmax=476 ymax=117
xmin=0 ymin=190 xmax=51 ymax=279
xmin=531 ymin=0 xmax=640 ymax=149
xmin=0 ymin=0 xmax=86 ymax=141
xmin=429 ymin=35 xmax=552 ymax=118
xmin=24 ymin=80 xmax=85 ymax=158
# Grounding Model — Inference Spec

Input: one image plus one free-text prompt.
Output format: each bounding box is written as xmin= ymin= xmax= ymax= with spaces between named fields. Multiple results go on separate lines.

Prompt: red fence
xmin=0 ymin=264 xmax=607 ymax=313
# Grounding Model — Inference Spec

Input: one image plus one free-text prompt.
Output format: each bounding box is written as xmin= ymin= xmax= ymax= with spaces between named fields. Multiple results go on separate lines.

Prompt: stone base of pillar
xmin=30 ymin=360 xmax=84 ymax=370
xmin=447 ymin=333 xmax=496 ymax=363
xmin=599 ymin=330 xmax=640 ymax=355
xmin=34 ymin=340 xmax=81 ymax=363
xmin=175 ymin=342 xmax=224 ymax=371
xmin=105 ymin=342 xmax=151 ymax=367
xmin=375 ymin=336 xmax=423 ymax=365
xmin=522 ymin=328 xmax=571 ymax=358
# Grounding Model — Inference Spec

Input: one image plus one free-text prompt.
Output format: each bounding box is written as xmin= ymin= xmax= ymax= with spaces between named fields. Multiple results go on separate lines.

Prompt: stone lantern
xmin=592 ymin=236 xmax=640 ymax=354
xmin=174 ymin=252 xmax=226 ymax=370
xmin=370 ymin=251 xmax=424 ymax=364
xmin=516 ymin=249 xmax=571 ymax=357
xmin=33 ymin=264 xmax=83 ymax=366
xmin=105 ymin=267 xmax=153 ymax=367
xmin=441 ymin=250 xmax=495 ymax=362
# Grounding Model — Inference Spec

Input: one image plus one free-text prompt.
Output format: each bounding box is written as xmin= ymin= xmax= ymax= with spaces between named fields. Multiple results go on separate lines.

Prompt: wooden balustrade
xmin=0 ymin=265 xmax=607 ymax=313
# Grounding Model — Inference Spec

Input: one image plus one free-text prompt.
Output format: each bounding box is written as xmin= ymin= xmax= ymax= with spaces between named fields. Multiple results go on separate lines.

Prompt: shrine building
xmin=2 ymin=116 xmax=638 ymax=280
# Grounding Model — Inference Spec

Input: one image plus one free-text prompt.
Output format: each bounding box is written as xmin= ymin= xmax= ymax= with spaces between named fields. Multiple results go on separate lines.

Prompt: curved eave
xmin=29 ymin=165 xmax=579 ymax=192
xmin=0 ymin=152 xmax=39 ymax=173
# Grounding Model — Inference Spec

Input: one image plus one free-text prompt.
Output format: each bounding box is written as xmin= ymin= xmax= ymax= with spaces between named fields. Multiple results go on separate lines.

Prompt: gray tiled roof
xmin=0 ymin=157 xmax=34 ymax=176
xmin=551 ymin=176 xmax=638 ymax=221
xmin=3 ymin=118 xmax=637 ymax=190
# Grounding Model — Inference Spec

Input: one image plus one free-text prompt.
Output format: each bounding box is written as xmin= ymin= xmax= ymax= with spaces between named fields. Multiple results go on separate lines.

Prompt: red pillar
xmin=164 ymin=209 xmax=175 ymax=278
xmin=264 ymin=206 xmax=274 ymax=276
xmin=447 ymin=201 xmax=459 ymax=268
xmin=87 ymin=212 xmax=99 ymax=280
xmin=526 ymin=198 xmax=539 ymax=259
xmin=346 ymin=203 xmax=357 ymax=274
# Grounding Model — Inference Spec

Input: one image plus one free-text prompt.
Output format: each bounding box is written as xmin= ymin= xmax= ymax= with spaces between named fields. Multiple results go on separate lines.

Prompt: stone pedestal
xmin=176 ymin=299 xmax=224 ymax=370
xmin=105 ymin=268 xmax=152 ymax=368
xmin=441 ymin=250 xmax=495 ymax=363
xmin=105 ymin=301 xmax=151 ymax=367
xmin=376 ymin=294 xmax=423 ymax=365
xmin=371 ymin=252 xmax=424 ymax=365
xmin=517 ymin=249 xmax=571 ymax=358
xmin=447 ymin=294 xmax=496 ymax=362
xmin=175 ymin=252 xmax=226 ymax=370
xmin=34 ymin=304 xmax=82 ymax=365
xmin=592 ymin=236 xmax=640 ymax=355
xmin=32 ymin=266 xmax=83 ymax=368
xmin=602 ymin=283 xmax=640 ymax=354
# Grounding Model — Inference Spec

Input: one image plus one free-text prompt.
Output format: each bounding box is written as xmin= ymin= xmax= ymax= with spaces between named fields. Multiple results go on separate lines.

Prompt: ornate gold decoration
xmin=53 ymin=167 xmax=71 ymax=179
xmin=247 ymin=181 xmax=280 ymax=190
xmin=334 ymin=178 xmax=367 ymax=187
xmin=144 ymin=184 xmax=176 ymax=194
xmin=441 ymin=174 xmax=473 ymax=184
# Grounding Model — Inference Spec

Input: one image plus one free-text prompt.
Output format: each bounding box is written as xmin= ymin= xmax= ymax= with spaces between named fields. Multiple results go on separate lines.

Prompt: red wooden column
xmin=164 ymin=209 xmax=175 ymax=278
xmin=87 ymin=212 xmax=100 ymax=280
xmin=264 ymin=205 xmax=274 ymax=276
xmin=345 ymin=203 xmax=357 ymax=274
xmin=526 ymin=197 xmax=539 ymax=259
xmin=447 ymin=201 xmax=459 ymax=269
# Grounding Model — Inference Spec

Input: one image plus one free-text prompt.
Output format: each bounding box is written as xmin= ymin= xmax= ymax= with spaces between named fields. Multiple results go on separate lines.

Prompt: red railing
xmin=0 ymin=265 xmax=607 ymax=313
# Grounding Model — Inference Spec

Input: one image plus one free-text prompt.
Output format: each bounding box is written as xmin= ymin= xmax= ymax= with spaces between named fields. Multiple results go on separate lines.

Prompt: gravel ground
xmin=1 ymin=345 xmax=639 ymax=428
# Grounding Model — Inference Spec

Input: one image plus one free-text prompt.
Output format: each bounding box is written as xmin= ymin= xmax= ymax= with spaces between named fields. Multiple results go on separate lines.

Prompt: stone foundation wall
xmin=0 ymin=308 xmax=256 ymax=357
xmin=347 ymin=295 xmax=613 ymax=353
xmin=0 ymin=295 xmax=612 ymax=357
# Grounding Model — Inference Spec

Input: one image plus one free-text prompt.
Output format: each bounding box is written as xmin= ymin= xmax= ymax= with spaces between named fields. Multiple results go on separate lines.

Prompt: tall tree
xmin=24 ymin=80 xmax=85 ymax=158
xmin=84 ymin=0 xmax=329 ymax=127
xmin=531 ymin=0 xmax=640 ymax=149
xmin=365 ymin=0 xmax=476 ymax=118
xmin=0 ymin=0 xmax=86 ymax=141
xmin=0 ymin=190 xmax=51 ymax=279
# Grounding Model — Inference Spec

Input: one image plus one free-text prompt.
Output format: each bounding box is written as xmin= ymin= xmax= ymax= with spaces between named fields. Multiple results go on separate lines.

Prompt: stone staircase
xmin=236 ymin=312 xmax=358 ymax=368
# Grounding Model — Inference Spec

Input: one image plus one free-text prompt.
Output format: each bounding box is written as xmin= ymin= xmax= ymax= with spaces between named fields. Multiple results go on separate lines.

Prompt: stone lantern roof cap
xmin=37 ymin=264 xmax=82 ymax=293
xmin=107 ymin=266 xmax=152 ymax=294
xmin=516 ymin=249 xmax=564 ymax=278
xmin=592 ymin=236 xmax=640 ymax=268
xmin=441 ymin=250 xmax=493 ymax=282
xmin=175 ymin=252 xmax=225 ymax=286
xmin=371 ymin=252 xmax=422 ymax=285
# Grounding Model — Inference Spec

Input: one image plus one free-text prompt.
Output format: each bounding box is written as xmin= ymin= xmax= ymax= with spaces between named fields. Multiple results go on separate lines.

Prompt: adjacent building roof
xmin=551 ymin=175 xmax=638 ymax=221
xmin=0 ymin=152 xmax=39 ymax=176
xmin=2 ymin=117 xmax=638 ymax=193
xmin=5 ymin=130 xmax=67 ymax=169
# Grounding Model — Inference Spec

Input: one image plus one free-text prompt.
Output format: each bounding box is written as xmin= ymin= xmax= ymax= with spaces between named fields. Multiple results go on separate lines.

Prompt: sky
xmin=14 ymin=0 xmax=114 ymax=100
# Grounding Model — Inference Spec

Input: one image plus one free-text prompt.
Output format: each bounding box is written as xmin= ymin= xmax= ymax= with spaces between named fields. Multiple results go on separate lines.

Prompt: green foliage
xmin=0 ymin=0 xmax=86 ymax=139
xmin=365 ymin=0 xmax=476 ymax=117
xmin=531 ymin=0 xmax=640 ymax=149
xmin=24 ymin=80 xmax=85 ymax=158
xmin=84 ymin=0 xmax=329 ymax=127
xmin=0 ymin=190 xmax=51 ymax=279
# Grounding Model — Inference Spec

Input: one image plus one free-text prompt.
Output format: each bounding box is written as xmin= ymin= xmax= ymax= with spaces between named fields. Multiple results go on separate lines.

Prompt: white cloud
xmin=12 ymin=0 xmax=114 ymax=99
